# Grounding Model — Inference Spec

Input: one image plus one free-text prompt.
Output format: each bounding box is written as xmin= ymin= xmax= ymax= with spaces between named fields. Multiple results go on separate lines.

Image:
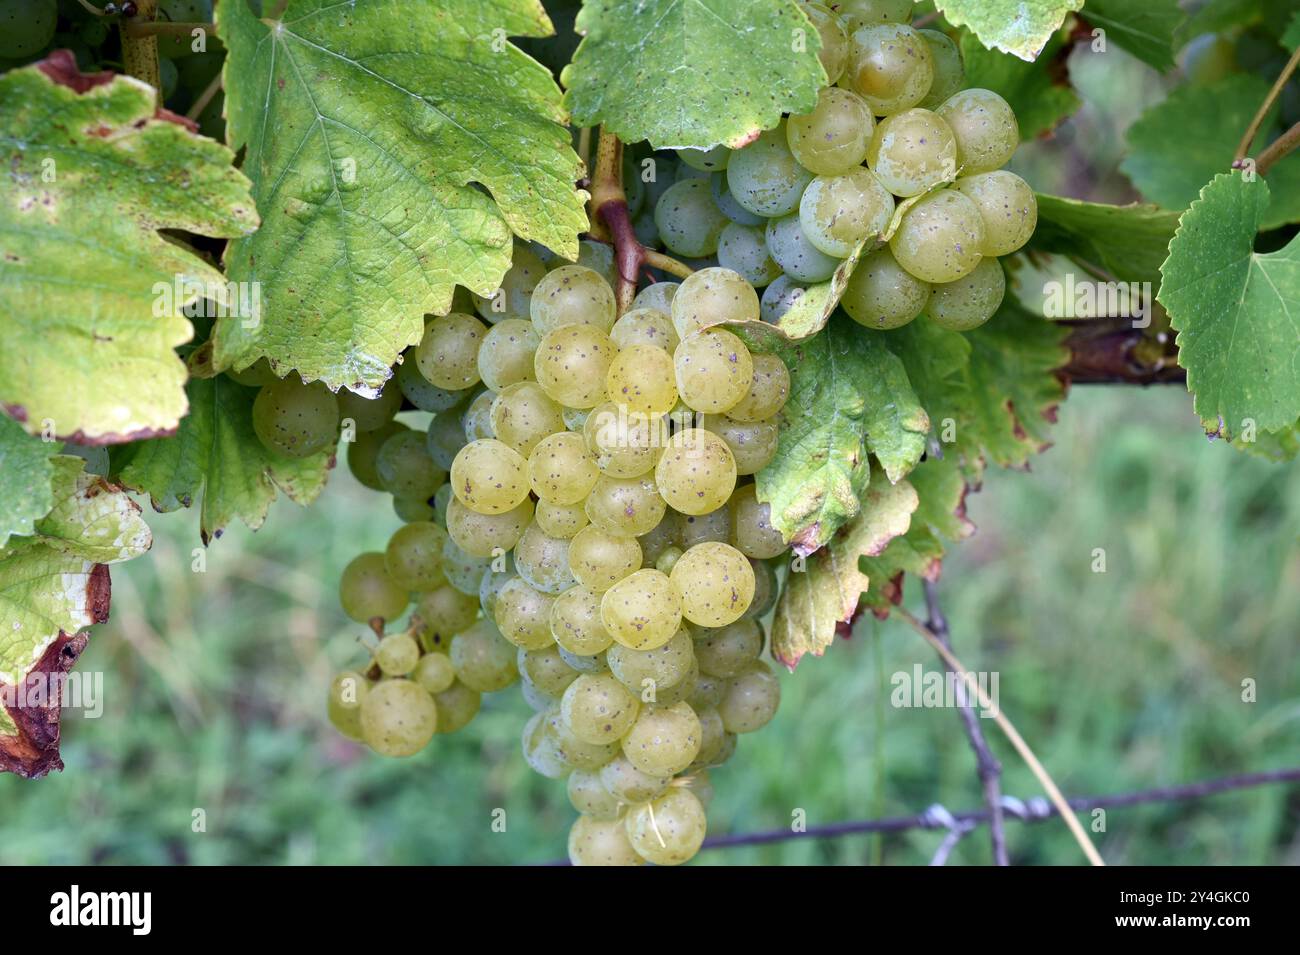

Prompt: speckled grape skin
xmin=689 ymin=671 xmax=727 ymax=711
xmin=419 ymin=583 xmax=479 ymax=638
xmin=450 ymin=438 xmax=528 ymax=515
xmin=804 ymin=1 xmax=850 ymax=84
xmin=607 ymin=625 xmax=695 ymax=698
xmin=621 ymin=701 xmax=703 ymax=777
xmin=476 ymin=318 xmax=539 ymax=392
xmin=655 ymin=428 xmax=738 ymax=515
xmin=677 ymin=143 xmax=730 ymax=171
xmin=338 ymin=384 xmax=400 ymax=433
xmin=546 ymin=707 xmax=622 ymax=770
xmin=375 ymin=633 xmax=420 ymax=677
xmin=489 ymin=381 xmax=566 ymax=456
xmin=522 ymin=710 xmax=570 ymax=778
xmin=567 ymin=526 xmax=643 ymax=593
xmin=700 ymin=414 xmax=778 ymax=475
xmin=518 ymin=643 xmax=580 ymax=698
xmin=584 ymin=403 xmax=668 ymax=478
xmin=600 ymin=753 xmax=670 ymax=803
xmin=711 ymin=172 xmax=765 ymax=226
xmin=843 ymin=246 xmax=932 ymax=329
xmin=674 ymin=329 xmax=754 ymax=414
xmin=849 ymin=22 xmax=934 ymax=115
xmin=927 ymin=257 xmax=1006 ymax=331
xmin=513 ymin=522 xmax=576 ymax=594
xmin=787 ymin=86 xmax=875 ymax=176
xmin=671 ymin=267 xmax=762 ymax=339
xmin=448 ymin=619 xmax=519 ymax=693
xmin=625 ymin=787 xmax=708 ymax=866
xmin=729 ymin=485 xmax=786 ymax=559
xmin=461 ymin=389 xmax=496 ymax=441
xmin=567 ymin=770 xmax=624 ymax=821
xmin=550 ymin=584 xmax=615 ymax=655
xmin=838 ymin=0 xmax=913 ymax=30
xmin=359 ymin=679 xmax=437 ymax=757
xmin=636 ymin=515 xmax=681 ymax=566
xmin=918 ymin=29 xmax=965 ymax=110
xmin=568 ymin=815 xmax=645 ymax=866
xmin=719 ymin=660 xmax=781 ymax=733
xmin=718 ymin=222 xmax=784 ymax=287
xmin=693 ymin=619 xmax=764 ymax=678
xmin=376 ymin=430 xmax=447 ymax=500
xmin=472 ymin=241 xmax=546 ymax=322
xmin=529 ymin=265 xmax=616 ymax=335
xmin=953 ymin=170 xmax=1038 ymax=256
xmin=889 ymin=188 xmax=986 ymax=284
xmin=442 ymin=537 xmax=494 ymax=595
xmin=606 ymin=343 xmax=679 ymax=415
xmin=493 ymin=576 xmax=558 ymax=650
xmin=690 ymin=705 xmax=731 ymax=768
xmin=479 ymin=565 xmax=515 ymax=619
xmin=799 ymin=167 xmax=896 ymax=258
xmin=340 ymin=552 xmax=409 ymax=623
xmin=432 ymin=680 xmax=481 ymax=734
xmin=600 ymin=569 xmax=683 ymax=651
xmin=678 ymin=506 xmax=731 ymax=549
xmin=765 ymin=213 xmax=842 ymax=283
xmin=527 ymin=430 xmax=598 ymax=505
xmin=867 ymin=107 xmax=958 ymax=197
xmin=610 ymin=307 xmax=680 ymax=352
xmin=937 ymin=88 xmax=1019 ymax=174
xmin=384 ymin=521 xmax=449 ymax=591
xmin=446 ymin=495 xmax=532 ymax=558
xmin=670 ymin=541 xmax=757 ymax=627
xmin=416 ymin=312 xmax=486 ymax=390
xmin=653 ymin=178 xmax=730 ymax=257
xmin=413 ymin=653 xmax=456 ymax=696
xmin=398 ymin=357 xmax=470 ymax=413
xmin=535 ymin=324 xmax=616 ymax=409
xmin=726 ymin=124 xmax=815 ymax=218
xmin=586 ymin=475 xmax=668 ymax=538
xmin=535 ymin=499 xmax=590 ymax=539
xmin=759 ymin=274 xmax=810 ymax=324
xmin=562 ymin=673 xmax=641 ymax=744
xmin=746 ymin=558 xmax=778 ymax=619
xmin=426 ymin=408 xmax=467 ymax=471
xmin=728 ymin=353 xmax=790 ymax=423
xmin=631 ymin=282 xmax=679 ymax=315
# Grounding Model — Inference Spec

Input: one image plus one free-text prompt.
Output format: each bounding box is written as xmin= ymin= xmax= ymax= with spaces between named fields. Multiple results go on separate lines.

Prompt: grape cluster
xmin=649 ymin=0 xmax=1036 ymax=334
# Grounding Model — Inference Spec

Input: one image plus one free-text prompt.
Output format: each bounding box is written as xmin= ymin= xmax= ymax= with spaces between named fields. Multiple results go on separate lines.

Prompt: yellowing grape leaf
xmin=35 ymin=456 xmax=153 ymax=564
xmin=216 ymin=0 xmax=588 ymax=393
xmin=935 ymin=0 xmax=1083 ymax=61
xmin=0 ymin=53 xmax=258 ymax=443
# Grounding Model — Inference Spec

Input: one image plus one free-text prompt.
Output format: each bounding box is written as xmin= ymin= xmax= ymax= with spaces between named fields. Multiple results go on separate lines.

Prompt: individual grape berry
xmin=918 ymin=29 xmax=965 ymax=110
xmin=606 ymin=344 xmax=679 ymax=415
xmin=0 ymin=0 xmax=56 ymax=58
xmin=535 ymin=323 xmax=616 ymax=409
xmin=359 ymin=679 xmax=437 ymax=757
xmin=711 ymin=172 xmax=766 ymax=227
xmin=528 ymin=431 xmax=598 ymax=504
xmin=340 ymin=552 xmax=409 ymax=624
xmin=760 ymin=274 xmax=811 ymax=324
xmin=398 ymin=356 xmax=469 ymax=412
xmin=568 ymin=526 xmax=643 ymax=593
xmin=837 ymin=0 xmax=913 ymax=31
xmin=803 ymin=1 xmax=850 ymax=85
xmin=252 ymin=377 xmax=339 ymax=458
xmin=226 ymin=358 xmax=279 ymax=388
xmin=676 ymin=144 xmax=730 ymax=172
xmin=547 ymin=706 xmax=622 ymax=769
xmin=518 ymin=643 xmax=580 ymax=697
xmin=674 ymin=328 xmax=754 ymax=414
xmin=679 ymin=507 xmax=731 ymax=549
xmin=385 ymin=521 xmax=449 ymax=591
xmin=621 ymin=701 xmax=702 ymax=777
xmin=600 ymin=569 xmax=683 ymax=651
xmin=655 ymin=428 xmax=738 ymax=515
xmin=556 ymin=239 xmax=620 ymax=290
xmin=728 ymin=352 xmax=791 ymax=423
xmin=671 ymin=267 xmax=761 ymax=338
xmin=472 ymin=242 xmax=546 ymax=322
xmin=415 ymin=312 xmax=486 ymax=390
xmin=766 ymin=214 xmax=842 ymax=283
xmin=600 ymin=753 xmax=670 ymax=803
xmin=489 ymin=381 xmax=565 ymax=456
xmin=718 ymin=222 xmax=784 ymax=287
xmin=337 ymin=384 xmax=401 ymax=433
xmin=843 ymin=246 xmax=932 ymax=329
xmin=530 ymin=265 xmax=617 ymax=335
xmin=926 ymin=257 xmax=1006 ymax=331
xmin=625 ymin=787 xmax=707 ymax=866
xmin=495 ymin=576 xmax=558 ymax=650
xmin=461 ymin=389 xmax=497 ymax=441
xmin=631 ymin=281 xmax=679 ymax=315
xmin=450 ymin=438 xmax=529 ymax=515
xmin=413 ymin=652 xmax=457 ymax=695
xmin=378 ymin=429 xmax=448 ymax=500
xmin=936 ymin=88 xmax=1019 ymax=174
xmin=799 ymin=167 xmax=895 ymax=258
xmin=787 ymin=86 xmax=875 ymax=176
xmin=348 ymin=421 xmax=406 ymax=490
xmin=848 ymin=23 xmax=934 ymax=116
xmin=953 ymin=170 xmax=1038 ymax=257
xmin=449 ymin=619 xmax=519 ymax=692
xmin=689 ymin=670 xmax=727 ymax=711
xmin=568 ymin=814 xmax=644 ymax=866
xmin=567 ymin=769 xmax=623 ymax=821
xmin=477 ymin=318 xmax=539 ymax=392
xmin=551 ymin=584 xmax=615 ymax=655
xmin=653 ymin=178 xmax=730 ymax=258
xmin=670 ymin=541 xmax=756 ymax=627
xmin=656 ymin=545 xmax=684 ymax=574
xmin=718 ymin=661 xmax=781 ymax=733
xmin=889 ymin=188 xmax=986 ymax=283
xmin=584 ymin=403 xmax=668 ymax=478
xmin=585 ymin=475 xmax=667 ymax=538
xmin=513 ymin=521 xmax=577 ymax=594
xmin=700 ymin=414 xmax=779 ymax=475
xmin=562 ymin=673 xmax=640 ymax=744
xmin=607 ymin=625 xmax=695 ymax=697
xmin=431 ymin=680 xmax=481 ymax=733
xmin=416 ymin=583 xmax=479 ymax=638
xmin=693 ymin=619 xmax=763 ymax=678
xmin=328 ymin=671 xmax=369 ymax=741
xmin=522 ymin=710 xmax=570 ymax=778
xmin=610 ymin=307 xmax=680 ymax=352
xmin=393 ymin=494 xmax=435 ymax=523
xmin=867 ymin=108 xmax=958 ymax=197
xmin=729 ymin=484 xmax=786 ymax=559
xmin=446 ymin=495 xmax=533 ymax=557
xmin=726 ymin=123 xmax=814 ymax=218
xmin=375 ymin=633 xmax=421 ymax=677
xmin=535 ymin=499 xmax=590 ymax=539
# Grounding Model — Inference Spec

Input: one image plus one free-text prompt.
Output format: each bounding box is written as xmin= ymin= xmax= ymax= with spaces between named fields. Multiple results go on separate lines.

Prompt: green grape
xmin=375 ymin=633 xmax=421 ymax=677
xmin=729 ymin=484 xmax=786 ymax=558
xmin=759 ymin=275 xmax=811 ymax=325
xmin=546 ymin=707 xmax=622 ymax=770
xmin=610 ymin=307 xmax=680 ymax=352
xmin=600 ymin=753 xmax=670 ymax=803
xmin=441 ymin=537 xmax=493 ymax=595
xmin=449 ymin=619 xmax=519 ymax=692
xmin=673 ymin=329 xmax=754 ymax=414
xmin=340 ymin=552 xmax=409 ymax=624
xmin=837 ymin=0 xmax=913 ymax=30
xmin=530 ymin=265 xmax=617 ymax=335
xmin=490 ymin=381 xmax=565 ymax=456
xmin=867 ymin=108 xmax=958 ymax=197
xmin=385 ymin=521 xmax=449 ymax=591
xmin=725 ymin=124 xmax=814 ymax=218
xmin=700 ymin=414 xmax=779 ymax=475
xmin=586 ymin=475 xmax=667 ymax=537
xmin=625 ymin=787 xmax=707 ymax=866
xmin=710 ymin=172 xmax=766 ymax=227
xmin=528 ymin=431 xmax=598 ymax=504
xmin=719 ymin=660 xmax=781 ymax=733
xmin=551 ymin=584 xmax=615 ymax=655
xmin=479 ymin=563 xmax=514 ymax=619
xmin=624 ymin=152 xmax=648 ymax=217
xmin=461 ymin=389 xmax=497 ymax=441
xmin=606 ymin=344 xmax=679 ymax=415
xmin=359 ymin=679 xmax=437 ymax=757
xmin=953 ymin=170 xmax=1037 ymax=257
xmin=655 ymin=428 xmax=738 ymax=515
xmin=472 ymin=242 xmax=546 ymax=322
xmin=843 ymin=246 xmax=932 ymax=329
xmin=476 ymin=318 xmax=540 ymax=392
xmin=553 ymin=238 xmax=620 ymax=291
xmin=584 ymin=403 xmax=668 ymax=478
xmin=691 ymin=707 xmax=730 ymax=768
xmin=514 ymin=522 xmax=577 ymax=594
xmin=918 ymin=29 xmax=965 ymax=110
xmin=449 ymin=438 xmax=529 ymax=515
xmin=558 ymin=645 xmax=610 ymax=674
xmin=656 ymin=545 xmax=684 ymax=575
xmin=849 ymin=23 xmax=934 ymax=116
xmin=416 ymin=584 xmax=479 ymax=640
xmin=522 ymin=710 xmax=570 ymax=778
xmin=413 ymin=652 xmax=457 ymax=695
xmin=600 ymin=569 xmax=683 ymax=651
xmin=568 ymin=769 xmax=623 ymax=821
xmin=337 ymin=382 xmax=401 ymax=433
xmin=631 ymin=282 xmax=679 ymax=315
xmin=679 ymin=507 xmax=731 ymax=549
xmin=393 ymin=495 xmax=435 ymax=523
xmin=927 ymin=257 xmax=1006 ymax=331
xmin=727 ymin=353 xmax=791 ymax=422
xmin=766 ymin=213 xmax=842 ymax=283
xmin=521 ymin=672 xmax=558 ymax=710
xmin=446 ymin=495 xmax=533 ymax=558
xmin=671 ymin=267 xmax=761 ymax=338
xmin=632 ymin=208 xmax=660 ymax=249
xmin=621 ymin=701 xmax=702 ymax=777
xmin=432 ymin=679 xmax=481 ymax=733
xmin=397 ymin=355 xmax=469 ymax=412
xmin=607 ymin=626 xmax=695 ymax=698
xmin=717 ymin=222 xmax=784 ymax=287
xmin=677 ymin=144 xmax=731 ymax=171
xmin=936 ymin=88 xmax=1019 ymax=174
xmin=252 ymin=377 xmax=339 ymax=458
xmin=348 ymin=421 xmax=406 ymax=490
xmin=494 ymin=576 xmax=558 ymax=650
xmin=535 ymin=323 xmax=616 ymax=409
xmin=653 ymin=178 xmax=730 ymax=258
xmin=636 ymin=515 xmax=681 ymax=566
xmin=788 ymin=86 xmax=875 ymax=176
xmin=693 ymin=619 xmax=763 ymax=677
xmin=0 ymin=0 xmax=55 ymax=58
xmin=519 ymin=643 xmax=580 ymax=697
xmin=415 ymin=313 xmax=486 ymax=390
xmin=670 ymin=541 xmax=756 ymax=627
xmin=226 ymin=358 xmax=279 ymax=388
xmin=890 ymin=188 xmax=985 ymax=283
xmin=562 ymin=673 xmax=640 ymax=744
xmin=432 ymin=483 xmax=453 ymax=526
xmin=746 ymin=557 xmax=779 ymax=619
xmin=568 ymin=814 xmax=644 ymax=866
xmin=803 ymin=1 xmax=850 ymax=84
xmin=426 ymin=408 xmax=467 ymax=471
xmin=689 ymin=670 xmax=727 ymax=710
xmin=799 ymin=167 xmax=895 ymax=258
xmin=378 ymin=429 xmax=447 ymax=499
xmin=327 ymin=672 xmax=368 ymax=742
xmin=535 ymin=499 xmax=590 ymax=539
xmin=568 ymin=526 xmax=643 ymax=593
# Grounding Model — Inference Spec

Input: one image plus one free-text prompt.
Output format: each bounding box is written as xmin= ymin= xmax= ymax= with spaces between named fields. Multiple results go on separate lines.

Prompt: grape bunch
xmin=650 ymin=0 xmax=1036 ymax=334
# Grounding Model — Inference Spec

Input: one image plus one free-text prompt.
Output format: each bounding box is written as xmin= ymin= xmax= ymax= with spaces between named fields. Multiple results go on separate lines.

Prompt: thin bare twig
xmin=1257 ymin=120 xmax=1300 ymax=177
xmin=185 ymin=70 xmax=223 ymax=122
xmin=1234 ymin=45 xmax=1300 ymax=164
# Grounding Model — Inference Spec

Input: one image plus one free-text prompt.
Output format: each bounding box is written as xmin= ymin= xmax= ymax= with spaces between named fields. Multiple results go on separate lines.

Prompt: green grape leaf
xmin=1157 ymin=172 xmax=1300 ymax=437
xmin=958 ymin=31 xmax=1080 ymax=138
xmin=1029 ymin=194 xmax=1181 ymax=287
xmin=34 ymin=457 xmax=152 ymax=564
xmin=934 ymin=0 xmax=1083 ymax=61
xmin=563 ymin=0 xmax=826 ymax=149
xmin=116 ymin=377 xmax=334 ymax=544
xmin=1122 ymin=74 xmax=1300 ymax=229
xmin=1285 ymin=10 xmax=1300 ymax=50
xmin=0 ymin=415 xmax=60 ymax=549
xmin=770 ymin=471 xmax=918 ymax=669
xmin=0 ymin=53 xmax=257 ymax=443
xmin=1081 ymin=0 xmax=1183 ymax=71
xmin=215 ymin=0 xmax=587 ymax=393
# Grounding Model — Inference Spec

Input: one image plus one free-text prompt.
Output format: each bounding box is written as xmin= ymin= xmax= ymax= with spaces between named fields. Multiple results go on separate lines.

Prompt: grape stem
xmin=74 ymin=0 xmax=111 ymax=15
xmin=1234 ymin=45 xmax=1300 ymax=166
xmin=121 ymin=20 xmax=216 ymax=38
xmin=1256 ymin=120 xmax=1300 ymax=177
xmin=120 ymin=0 xmax=161 ymax=90
xmin=186 ymin=70 xmax=223 ymax=122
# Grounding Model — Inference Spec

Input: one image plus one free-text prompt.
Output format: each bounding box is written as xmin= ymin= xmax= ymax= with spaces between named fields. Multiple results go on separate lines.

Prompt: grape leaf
xmin=934 ymin=0 xmax=1083 ymax=62
xmin=1029 ymin=194 xmax=1181 ymax=287
xmin=0 ymin=416 xmax=60 ymax=549
xmin=1285 ymin=10 xmax=1300 ymax=51
xmin=770 ymin=471 xmax=918 ymax=669
xmin=116 ymin=376 xmax=334 ymax=545
xmin=563 ymin=0 xmax=826 ymax=149
xmin=958 ymin=31 xmax=1080 ymax=138
xmin=1158 ymin=172 xmax=1300 ymax=437
xmin=1081 ymin=0 xmax=1183 ymax=71
xmin=0 ymin=53 xmax=257 ymax=443
xmin=215 ymin=0 xmax=587 ymax=393
xmin=35 ymin=457 xmax=152 ymax=564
